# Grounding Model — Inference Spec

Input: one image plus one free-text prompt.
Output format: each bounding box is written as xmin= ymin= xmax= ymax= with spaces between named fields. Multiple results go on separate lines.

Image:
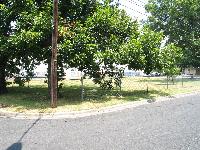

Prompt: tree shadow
xmin=6 ymin=118 xmax=40 ymax=150
xmin=119 ymin=89 xmax=170 ymax=102
xmin=6 ymin=143 xmax=22 ymax=150
xmin=1 ymin=84 xmax=171 ymax=109
xmin=59 ymin=86 xmax=117 ymax=104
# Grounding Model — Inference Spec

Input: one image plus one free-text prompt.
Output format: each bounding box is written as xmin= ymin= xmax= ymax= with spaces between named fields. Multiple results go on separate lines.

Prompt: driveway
xmin=1 ymin=93 xmax=200 ymax=150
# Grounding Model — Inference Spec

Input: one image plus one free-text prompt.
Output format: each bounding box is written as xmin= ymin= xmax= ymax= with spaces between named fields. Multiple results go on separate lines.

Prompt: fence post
xmin=119 ymin=78 xmax=122 ymax=96
xmin=146 ymin=77 xmax=150 ymax=93
xmin=167 ymin=75 xmax=169 ymax=89
xmin=182 ymin=74 xmax=183 ymax=87
xmin=81 ymin=76 xmax=84 ymax=100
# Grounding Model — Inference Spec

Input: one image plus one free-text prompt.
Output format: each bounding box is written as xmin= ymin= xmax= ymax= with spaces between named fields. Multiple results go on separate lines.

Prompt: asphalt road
xmin=1 ymin=93 xmax=200 ymax=150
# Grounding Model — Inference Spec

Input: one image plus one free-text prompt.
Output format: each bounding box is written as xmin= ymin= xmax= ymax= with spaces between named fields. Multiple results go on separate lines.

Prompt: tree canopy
xmin=160 ymin=43 xmax=183 ymax=76
xmin=0 ymin=0 xmax=174 ymax=94
xmin=0 ymin=0 xmax=98 ymax=93
xmin=61 ymin=2 xmax=139 ymax=78
xmin=0 ymin=0 xmax=36 ymax=93
xmin=145 ymin=0 xmax=200 ymax=68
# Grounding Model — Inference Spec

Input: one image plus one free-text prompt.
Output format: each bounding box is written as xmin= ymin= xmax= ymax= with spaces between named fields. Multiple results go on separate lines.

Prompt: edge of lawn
xmin=0 ymin=91 xmax=200 ymax=119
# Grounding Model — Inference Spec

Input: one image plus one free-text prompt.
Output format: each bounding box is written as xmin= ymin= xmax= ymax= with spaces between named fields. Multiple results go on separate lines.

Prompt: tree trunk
xmin=0 ymin=62 xmax=8 ymax=94
xmin=172 ymin=76 xmax=174 ymax=85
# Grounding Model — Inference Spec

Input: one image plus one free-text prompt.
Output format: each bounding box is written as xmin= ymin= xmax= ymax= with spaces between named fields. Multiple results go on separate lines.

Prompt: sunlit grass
xmin=0 ymin=77 xmax=200 ymax=113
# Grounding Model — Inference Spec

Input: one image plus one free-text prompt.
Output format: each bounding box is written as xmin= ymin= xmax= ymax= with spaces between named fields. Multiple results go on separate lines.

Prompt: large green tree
xmin=0 ymin=0 xmax=37 ymax=94
xmin=0 ymin=0 xmax=98 ymax=94
xmin=121 ymin=26 xmax=163 ymax=75
xmin=0 ymin=0 xmax=167 ymax=95
xmin=139 ymin=26 xmax=163 ymax=74
xmin=145 ymin=0 xmax=200 ymax=68
xmin=61 ymin=1 xmax=139 ymax=81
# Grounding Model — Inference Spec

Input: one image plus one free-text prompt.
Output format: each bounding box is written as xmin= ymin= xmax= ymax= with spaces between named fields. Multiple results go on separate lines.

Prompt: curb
xmin=0 ymin=92 xmax=199 ymax=119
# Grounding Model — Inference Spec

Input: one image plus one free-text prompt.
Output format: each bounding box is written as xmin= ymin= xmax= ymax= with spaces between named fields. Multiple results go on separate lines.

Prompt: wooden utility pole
xmin=51 ymin=0 xmax=58 ymax=108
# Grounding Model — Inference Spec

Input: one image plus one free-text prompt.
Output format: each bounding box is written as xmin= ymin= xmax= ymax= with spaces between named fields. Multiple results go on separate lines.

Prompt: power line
xmin=127 ymin=0 xmax=145 ymax=7
xmin=118 ymin=0 xmax=146 ymax=5
xmin=128 ymin=1 xmax=144 ymax=8
xmin=117 ymin=0 xmax=149 ymax=21
xmin=130 ymin=0 xmax=146 ymax=5
xmin=119 ymin=3 xmax=148 ymax=17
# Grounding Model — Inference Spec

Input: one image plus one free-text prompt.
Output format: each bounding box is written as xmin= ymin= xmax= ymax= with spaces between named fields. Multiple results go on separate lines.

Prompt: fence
xmin=7 ymin=75 xmax=200 ymax=101
xmin=78 ymin=75 xmax=200 ymax=100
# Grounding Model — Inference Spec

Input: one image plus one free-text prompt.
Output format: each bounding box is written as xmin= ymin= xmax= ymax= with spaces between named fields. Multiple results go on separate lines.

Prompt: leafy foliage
xmin=122 ymin=26 xmax=163 ymax=75
xmin=61 ymin=1 xmax=139 ymax=89
xmin=146 ymin=0 xmax=200 ymax=67
xmin=139 ymin=26 xmax=163 ymax=74
xmin=160 ymin=43 xmax=183 ymax=76
xmin=0 ymin=0 xmax=98 ymax=93
xmin=1 ymin=0 xmax=179 ymax=95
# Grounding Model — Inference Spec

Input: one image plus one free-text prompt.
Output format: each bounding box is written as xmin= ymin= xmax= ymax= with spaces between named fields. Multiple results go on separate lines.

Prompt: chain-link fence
xmin=67 ymin=75 xmax=200 ymax=100
xmin=121 ymin=75 xmax=200 ymax=94
xmin=7 ymin=75 xmax=200 ymax=101
xmin=60 ymin=75 xmax=200 ymax=101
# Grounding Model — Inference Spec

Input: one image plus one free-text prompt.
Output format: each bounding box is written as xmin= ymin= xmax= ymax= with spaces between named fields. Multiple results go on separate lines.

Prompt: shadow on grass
xmin=120 ymin=89 xmax=170 ymax=102
xmin=0 ymin=87 xmax=50 ymax=110
xmin=62 ymin=86 xmax=170 ymax=103
xmin=60 ymin=85 xmax=116 ymax=104
xmin=0 ymin=84 xmax=170 ymax=111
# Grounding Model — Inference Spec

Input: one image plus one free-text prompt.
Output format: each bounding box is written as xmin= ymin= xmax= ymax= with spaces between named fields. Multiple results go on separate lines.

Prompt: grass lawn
xmin=0 ymin=77 xmax=200 ymax=113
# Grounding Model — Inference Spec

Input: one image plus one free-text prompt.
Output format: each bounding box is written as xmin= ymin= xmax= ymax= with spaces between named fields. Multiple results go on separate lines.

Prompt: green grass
xmin=0 ymin=77 xmax=200 ymax=113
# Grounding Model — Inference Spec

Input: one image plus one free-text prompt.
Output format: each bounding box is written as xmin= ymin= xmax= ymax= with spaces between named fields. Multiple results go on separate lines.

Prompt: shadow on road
xmin=6 ymin=142 xmax=22 ymax=150
xmin=6 ymin=117 xmax=41 ymax=150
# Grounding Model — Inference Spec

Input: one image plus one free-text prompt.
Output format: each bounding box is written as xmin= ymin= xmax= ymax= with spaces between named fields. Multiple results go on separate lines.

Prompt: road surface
xmin=1 ymin=93 xmax=200 ymax=150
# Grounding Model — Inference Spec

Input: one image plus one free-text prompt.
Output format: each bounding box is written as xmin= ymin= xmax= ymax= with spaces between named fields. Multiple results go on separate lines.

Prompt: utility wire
xmin=117 ymin=0 xmax=149 ymax=20
xmin=119 ymin=3 xmax=148 ymax=17
xmin=118 ymin=0 xmax=146 ymax=6
xmin=128 ymin=0 xmax=146 ymax=5
xmin=127 ymin=0 xmax=145 ymax=7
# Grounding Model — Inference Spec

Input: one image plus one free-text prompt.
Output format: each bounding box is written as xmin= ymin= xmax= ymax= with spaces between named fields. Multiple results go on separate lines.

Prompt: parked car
xmin=150 ymin=72 xmax=161 ymax=77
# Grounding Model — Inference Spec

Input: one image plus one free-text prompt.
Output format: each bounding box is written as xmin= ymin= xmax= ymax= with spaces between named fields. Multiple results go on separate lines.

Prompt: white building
xmin=184 ymin=67 xmax=200 ymax=76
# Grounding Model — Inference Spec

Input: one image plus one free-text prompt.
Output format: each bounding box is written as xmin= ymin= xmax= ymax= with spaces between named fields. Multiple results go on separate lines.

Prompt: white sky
xmin=118 ymin=0 xmax=149 ymax=21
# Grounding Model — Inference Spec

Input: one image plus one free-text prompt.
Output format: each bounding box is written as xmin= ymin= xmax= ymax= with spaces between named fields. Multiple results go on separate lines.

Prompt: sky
xmin=117 ymin=0 xmax=149 ymax=21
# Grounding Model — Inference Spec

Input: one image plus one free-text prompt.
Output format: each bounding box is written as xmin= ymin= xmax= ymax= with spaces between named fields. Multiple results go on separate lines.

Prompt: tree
xmin=0 ymin=0 xmax=165 ymax=96
xmin=122 ymin=26 xmax=163 ymax=75
xmin=145 ymin=0 xmax=200 ymax=68
xmin=0 ymin=0 xmax=98 ymax=94
xmin=160 ymin=44 xmax=182 ymax=77
xmin=0 ymin=0 xmax=39 ymax=94
xmin=61 ymin=1 xmax=139 ymax=88
xmin=160 ymin=44 xmax=182 ymax=87
xmin=139 ymin=26 xmax=163 ymax=75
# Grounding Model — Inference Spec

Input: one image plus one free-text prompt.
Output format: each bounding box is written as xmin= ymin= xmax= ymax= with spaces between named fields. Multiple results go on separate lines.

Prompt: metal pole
xmin=167 ymin=75 xmax=169 ymax=89
xmin=146 ymin=77 xmax=149 ymax=93
xmin=81 ymin=77 xmax=84 ymax=100
xmin=51 ymin=0 xmax=58 ymax=108
xmin=182 ymin=74 xmax=183 ymax=87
